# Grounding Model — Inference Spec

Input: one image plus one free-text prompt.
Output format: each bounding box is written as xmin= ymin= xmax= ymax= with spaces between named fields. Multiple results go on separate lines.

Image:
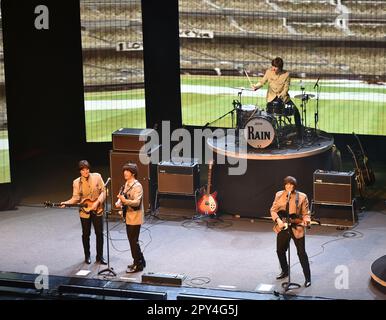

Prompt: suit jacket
xmin=270 ymin=190 xmax=310 ymax=238
xmin=255 ymin=69 xmax=291 ymax=103
xmin=67 ymin=173 xmax=106 ymax=219
xmin=120 ymin=180 xmax=144 ymax=226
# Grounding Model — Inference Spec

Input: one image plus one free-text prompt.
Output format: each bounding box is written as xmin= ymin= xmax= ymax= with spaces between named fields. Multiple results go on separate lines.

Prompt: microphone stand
xmin=98 ymin=178 xmax=117 ymax=277
xmin=282 ymin=192 xmax=301 ymax=292
xmin=314 ymin=78 xmax=321 ymax=136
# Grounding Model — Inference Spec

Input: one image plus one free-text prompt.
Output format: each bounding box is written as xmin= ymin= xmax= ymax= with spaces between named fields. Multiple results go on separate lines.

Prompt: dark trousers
xmin=80 ymin=215 xmax=104 ymax=259
xmin=276 ymin=228 xmax=311 ymax=281
xmin=286 ymin=100 xmax=302 ymax=130
xmin=126 ymin=224 xmax=144 ymax=266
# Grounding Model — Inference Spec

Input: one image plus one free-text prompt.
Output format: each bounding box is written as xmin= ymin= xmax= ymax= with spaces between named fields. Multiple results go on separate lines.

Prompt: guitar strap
xmin=123 ymin=181 xmax=143 ymax=208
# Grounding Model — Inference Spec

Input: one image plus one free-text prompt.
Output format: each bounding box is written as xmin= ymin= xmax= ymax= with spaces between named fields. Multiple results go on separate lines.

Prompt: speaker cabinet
xmin=312 ymin=201 xmax=357 ymax=227
xmin=313 ymin=170 xmax=355 ymax=205
xmin=110 ymin=146 xmax=159 ymax=212
xmin=158 ymin=161 xmax=200 ymax=195
xmin=112 ymin=128 xmax=157 ymax=152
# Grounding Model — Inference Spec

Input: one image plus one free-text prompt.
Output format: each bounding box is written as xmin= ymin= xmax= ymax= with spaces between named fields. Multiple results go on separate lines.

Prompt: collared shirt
xmin=256 ymin=69 xmax=291 ymax=103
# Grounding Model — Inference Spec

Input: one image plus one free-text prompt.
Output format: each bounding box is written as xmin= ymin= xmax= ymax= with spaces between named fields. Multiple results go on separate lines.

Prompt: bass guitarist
xmin=270 ymin=176 xmax=311 ymax=287
xmin=61 ymin=160 xmax=107 ymax=265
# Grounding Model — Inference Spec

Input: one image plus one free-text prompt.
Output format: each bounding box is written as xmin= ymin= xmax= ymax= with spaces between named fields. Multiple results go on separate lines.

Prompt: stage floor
xmin=1 ymin=203 xmax=386 ymax=300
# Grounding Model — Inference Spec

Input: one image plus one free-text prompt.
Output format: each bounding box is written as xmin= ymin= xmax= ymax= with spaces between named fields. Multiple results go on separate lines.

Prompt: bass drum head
xmin=243 ymin=116 xmax=275 ymax=149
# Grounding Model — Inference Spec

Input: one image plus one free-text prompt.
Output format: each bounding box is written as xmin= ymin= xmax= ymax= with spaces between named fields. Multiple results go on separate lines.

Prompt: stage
xmin=208 ymin=129 xmax=336 ymax=217
xmin=1 ymin=202 xmax=385 ymax=300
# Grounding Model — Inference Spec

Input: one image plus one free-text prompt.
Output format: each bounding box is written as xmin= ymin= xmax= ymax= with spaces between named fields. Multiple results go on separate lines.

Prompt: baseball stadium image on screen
xmin=178 ymin=0 xmax=386 ymax=136
xmin=80 ymin=0 xmax=146 ymax=142
xmin=0 ymin=8 xmax=10 ymax=184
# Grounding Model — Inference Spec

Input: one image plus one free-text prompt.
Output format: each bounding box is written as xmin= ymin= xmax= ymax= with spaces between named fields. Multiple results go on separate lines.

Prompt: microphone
xmin=287 ymin=191 xmax=291 ymax=202
xmin=313 ymin=77 xmax=320 ymax=89
xmin=104 ymin=177 xmax=111 ymax=187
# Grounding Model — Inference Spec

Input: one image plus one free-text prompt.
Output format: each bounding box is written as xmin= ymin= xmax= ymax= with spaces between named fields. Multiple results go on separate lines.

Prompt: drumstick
xmin=244 ymin=69 xmax=253 ymax=86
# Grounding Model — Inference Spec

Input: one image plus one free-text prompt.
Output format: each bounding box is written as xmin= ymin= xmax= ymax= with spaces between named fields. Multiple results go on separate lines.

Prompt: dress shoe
xmin=96 ymin=257 xmax=107 ymax=265
xmin=276 ymin=271 xmax=289 ymax=280
xmin=304 ymin=280 xmax=311 ymax=288
xmin=85 ymin=256 xmax=91 ymax=264
xmin=126 ymin=264 xmax=144 ymax=273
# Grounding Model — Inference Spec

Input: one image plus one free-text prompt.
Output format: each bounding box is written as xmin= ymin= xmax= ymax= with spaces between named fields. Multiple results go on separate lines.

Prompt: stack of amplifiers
xmin=110 ymin=128 xmax=159 ymax=213
xmin=312 ymin=170 xmax=357 ymax=226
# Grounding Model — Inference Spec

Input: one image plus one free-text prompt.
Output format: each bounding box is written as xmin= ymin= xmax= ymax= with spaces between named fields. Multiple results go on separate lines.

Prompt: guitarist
xmin=270 ymin=176 xmax=311 ymax=287
xmin=61 ymin=160 xmax=107 ymax=265
xmin=115 ymin=163 xmax=145 ymax=273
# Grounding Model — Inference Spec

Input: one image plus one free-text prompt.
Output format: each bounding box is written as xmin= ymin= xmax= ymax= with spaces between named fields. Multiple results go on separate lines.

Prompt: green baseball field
xmin=84 ymin=75 xmax=386 ymax=142
xmin=0 ymin=130 xmax=10 ymax=184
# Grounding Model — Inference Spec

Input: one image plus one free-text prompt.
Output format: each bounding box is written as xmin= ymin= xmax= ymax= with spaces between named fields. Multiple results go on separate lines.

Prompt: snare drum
xmin=243 ymin=114 xmax=277 ymax=149
xmin=237 ymin=105 xmax=259 ymax=128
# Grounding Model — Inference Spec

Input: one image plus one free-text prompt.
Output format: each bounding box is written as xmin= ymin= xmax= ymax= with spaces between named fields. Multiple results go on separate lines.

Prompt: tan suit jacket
xmin=255 ymin=69 xmax=291 ymax=103
xmin=66 ymin=173 xmax=106 ymax=219
xmin=120 ymin=180 xmax=144 ymax=226
xmin=270 ymin=190 xmax=310 ymax=238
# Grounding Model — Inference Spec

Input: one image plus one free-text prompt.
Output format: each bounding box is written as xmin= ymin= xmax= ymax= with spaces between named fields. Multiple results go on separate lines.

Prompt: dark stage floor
xmin=1 ymin=152 xmax=386 ymax=300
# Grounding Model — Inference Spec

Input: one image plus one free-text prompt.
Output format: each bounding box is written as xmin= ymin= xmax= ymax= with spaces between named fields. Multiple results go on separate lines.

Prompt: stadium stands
xmin=83 ymin=55 xmax=144 ymax=85
xmin=342 ymin=0 xmax=386 ymax=15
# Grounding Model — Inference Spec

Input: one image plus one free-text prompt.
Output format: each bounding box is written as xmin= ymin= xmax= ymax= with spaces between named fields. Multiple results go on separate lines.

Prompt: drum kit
xmin=227 ymin=78 xmax=321 ymax=149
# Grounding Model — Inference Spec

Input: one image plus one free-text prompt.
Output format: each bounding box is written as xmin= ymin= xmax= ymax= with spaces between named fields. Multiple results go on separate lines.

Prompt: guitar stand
xmin=98 ymin=182 xmax=117 ymax=277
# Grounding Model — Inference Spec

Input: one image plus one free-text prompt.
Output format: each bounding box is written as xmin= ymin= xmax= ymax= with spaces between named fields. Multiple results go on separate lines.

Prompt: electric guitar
xmin=197 ymin=161 xmax=218 ymax=215
xmin=347 ymin=144 xmax=365 ymax=198
xmin=44 ymin=198 xmax=103 ymax=216
xmin=273 ymin=212 xmax=305 ymax=234
xmin=353 ymin=132 xmax=375 ymax=186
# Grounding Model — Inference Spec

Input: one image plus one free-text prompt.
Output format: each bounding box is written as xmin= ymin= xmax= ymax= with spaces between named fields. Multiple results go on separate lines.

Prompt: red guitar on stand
xmin=197 ymin=161 xmax=218 ymax=215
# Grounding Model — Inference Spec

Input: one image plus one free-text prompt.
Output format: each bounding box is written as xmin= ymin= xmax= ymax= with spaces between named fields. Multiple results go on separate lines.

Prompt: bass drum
xmin=243 ymin=114 xmax=277 ymax=149
xmin=237 ymin=105 xmax=259 ymax=128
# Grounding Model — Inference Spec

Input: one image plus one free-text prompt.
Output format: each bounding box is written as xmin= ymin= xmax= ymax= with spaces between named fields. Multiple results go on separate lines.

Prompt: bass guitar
xmin=44 ymin=198 xmax=103 ymax=216
xmin=197 ymin=161 xmax=218 ymax=215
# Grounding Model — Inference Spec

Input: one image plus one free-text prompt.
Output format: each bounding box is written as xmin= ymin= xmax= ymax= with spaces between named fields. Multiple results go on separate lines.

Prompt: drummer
xmin=251 ymin=57 xmax=302 ymax=136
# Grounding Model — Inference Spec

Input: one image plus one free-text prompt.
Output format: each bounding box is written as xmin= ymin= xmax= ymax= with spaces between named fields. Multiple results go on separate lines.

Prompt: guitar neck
xmin=207 ymin=163 xmax=213 ymax=195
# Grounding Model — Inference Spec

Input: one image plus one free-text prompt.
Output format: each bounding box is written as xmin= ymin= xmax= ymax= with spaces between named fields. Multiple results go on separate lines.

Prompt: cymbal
xmin=232 ymin=87 xmax=255 ymax=92
xmin=294 ymin=94 xmax=315 ymax=100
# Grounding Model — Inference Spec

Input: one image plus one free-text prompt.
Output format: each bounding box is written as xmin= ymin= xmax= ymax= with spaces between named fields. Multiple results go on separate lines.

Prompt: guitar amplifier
xmin=158 ymin=161 xmax=200 ymax=195
xmin=313 ymin=170 xmax=355 ymax=206
xmin=112 ymin=128 xmax=157 ymax=152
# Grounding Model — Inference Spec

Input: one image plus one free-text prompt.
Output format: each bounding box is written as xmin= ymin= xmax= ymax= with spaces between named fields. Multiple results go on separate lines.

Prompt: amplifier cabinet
xmin=158 ymin=161 xmax=200 ymax=195
xmin=112 ymin=128 xmax=157 ymax=152
xmin=313 ymin=170 xmax=355 ymax=205
xmin=110 ymin=146 xmax=159 ymax=212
